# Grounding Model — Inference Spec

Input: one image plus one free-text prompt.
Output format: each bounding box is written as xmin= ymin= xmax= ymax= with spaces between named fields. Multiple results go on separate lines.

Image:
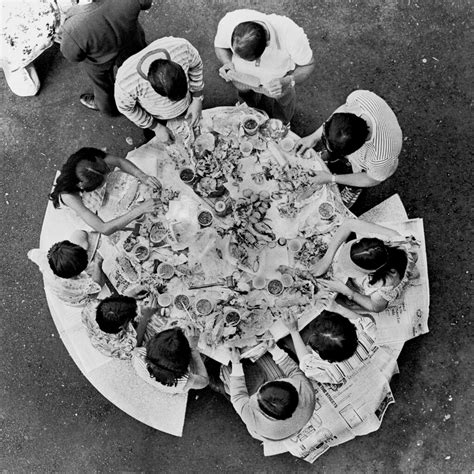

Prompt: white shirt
xmin=214 ymin=9 xmax=313 ymax=83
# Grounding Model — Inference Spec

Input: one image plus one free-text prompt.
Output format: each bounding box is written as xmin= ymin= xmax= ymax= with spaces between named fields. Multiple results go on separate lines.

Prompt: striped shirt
xmin=334 ymin=90 xmax=402 ymax=182
xmin=115 ymin=37 xmax=204 ymax=129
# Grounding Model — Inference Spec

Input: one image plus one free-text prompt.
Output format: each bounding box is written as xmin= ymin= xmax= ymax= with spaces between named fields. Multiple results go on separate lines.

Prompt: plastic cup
xmin=195 ymin=298 xmax=214 ymax=316
xmin=252 ymin=275 xmax=266 ymax=290
xmin=319 ymin=202 xmax=335 ymax=220
xmin=239 ymin=140 xmax=253 ymax=157
xmin=267 ymin=279 xmax=284 ymax=296
xmin=157 ymin=263 xmax=174 ymax=280
xmin=179 ymin=168 xmax=196 ymax=185
xmin=225 ymin=309 xmax=241 ymax=327
xmin=157 ymin=293 xmax=173 ymax=307
xmin=242 ymin=116 xmax=259 ymax=136
xmin=174 ymin=294 xmax=190 ymax=311
xmin=198 ymin=209 xmax=214 ymax=227
xmin=280 ymin=137 xmax=295 ymax=152
xmin=281 ymin=274 xmax=294 ymax=287
xmin=288 ymin=239 xmax=303 ymax=253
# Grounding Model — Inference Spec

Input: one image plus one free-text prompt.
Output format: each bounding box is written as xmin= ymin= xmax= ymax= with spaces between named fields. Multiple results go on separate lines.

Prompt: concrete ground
xmin=1 ymin=1 xmax=472 ymax=472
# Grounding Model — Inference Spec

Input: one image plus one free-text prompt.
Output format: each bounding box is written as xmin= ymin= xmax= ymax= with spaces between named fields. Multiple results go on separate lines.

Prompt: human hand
xmin=185 ymin=98 xmax=202 ymax=127
xmin=317 ymin=278 xmax=348 ymax=295
xmin=218 ymin=62 xmax=235 ymax=81
xmin=153 ymin=124 xmax=175 ymax=144
xmin=281 ymin=310 xmax=299 ymax=332
xmin=141 ymin=174 xmax=162 ymax=190
xmin=185 ymin=324 xmax=201 ymax=349
xmin=137 ymin=198 xmax=161 ymax=214
xmin=295 ymin=135 xmax=317 ymax=156
xmin=262 ymin=78 xmax=285 ymax=98
xmin=228 ymin=347 xmax=241 ymax=364
xmin=309 ymin=257 xmax=330 ymax=278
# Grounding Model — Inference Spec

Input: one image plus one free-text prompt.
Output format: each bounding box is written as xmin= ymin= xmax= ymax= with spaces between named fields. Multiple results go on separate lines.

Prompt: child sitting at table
xmin=82 ymin=295 xmax=139 ymax=359
xmin=311 ymin=218 xmax=419 ymax=313
xmin=48 ymin=147 xmax=162 ymax=235
xmin=132 ymin=326 xmax=209 ymax=393
xmin=28 ymin=230 xmax=103 ymax=306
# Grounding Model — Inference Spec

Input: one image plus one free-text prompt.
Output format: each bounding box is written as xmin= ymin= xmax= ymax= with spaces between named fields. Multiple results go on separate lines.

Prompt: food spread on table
xmin=100 ymin=106 xmax=352 ymax=361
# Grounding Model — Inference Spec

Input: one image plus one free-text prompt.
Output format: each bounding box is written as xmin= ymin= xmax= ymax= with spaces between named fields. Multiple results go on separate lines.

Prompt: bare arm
xmin=215 ymin=47 xmax=233 ymax=66
xmin=187 ymin=350 xmax=209 ymax=389
xmin=104 ymin=155 xmax=161 ymax=188
xmin=60 ymin=193 xmax=159 ymax=236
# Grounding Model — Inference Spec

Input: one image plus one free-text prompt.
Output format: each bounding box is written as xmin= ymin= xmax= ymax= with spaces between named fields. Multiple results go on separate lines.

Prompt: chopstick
xmin=182 ymin=304 xmax=198 ymax=325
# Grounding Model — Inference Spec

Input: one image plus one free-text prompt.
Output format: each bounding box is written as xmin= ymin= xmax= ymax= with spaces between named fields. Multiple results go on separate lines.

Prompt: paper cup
xmin=252 ymin=275 xmax=266 ymax=290
xmin=281 ymin=274 xmax=294 ymax=288
xmin=288 ymin=239 xmax=303 ymax=253
xmin=225 ymin=309 xmax=241 ymax=326
xmin=242 ymin=116 xmax=259 ymax=136
xmin=319 ymin=202 xmax=335 ymax=220
xmin=157 ymin=293 xmax=173 ymax=307
xmin=280 ymin=137 xmax=295 ymax=152
xmin=157 ymin=263 xmax=174 ymax=280
xmin=198 ymin=209 xmax=214 ymax=227
xmin=179 ymin=167 xmax=196 ymax=185
xmin=239 ymin=140 xmax=253 ymax=157
xmin=174 ymin=294 xmax=190 ymax=311
xmin=195 ymin=298 xmax=214 ymax=316
xmin=267 ymin=279 xmax=284 ymax=296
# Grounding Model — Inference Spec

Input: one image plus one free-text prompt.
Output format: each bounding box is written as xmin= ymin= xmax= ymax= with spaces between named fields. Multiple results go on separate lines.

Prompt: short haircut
xmin=145 ymin=327 xmax=191 ymax=386
xmin=147 ymin=59 xmax=188 ymax=101
xmin=231 ymin=21 xmax=267 ymax=61
xmin=47 ymin=240 xmax=88 ymax=278
xmin=307 ymin=311 xmax=358 ymax=363
xmin=258 ymin=380 xmax=299 ymax=420
xmin=326 ymin=113 xmax=369 ymax=155
xmin=95 ymin=295 xmax=137 ymax=334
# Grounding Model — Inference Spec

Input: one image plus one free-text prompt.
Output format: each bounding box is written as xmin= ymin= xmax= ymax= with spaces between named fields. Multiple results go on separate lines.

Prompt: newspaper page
xmin=283 ymin=364 xmax=395 ymax=463
xmin=370 ymin=219 xmax=430 ymax=345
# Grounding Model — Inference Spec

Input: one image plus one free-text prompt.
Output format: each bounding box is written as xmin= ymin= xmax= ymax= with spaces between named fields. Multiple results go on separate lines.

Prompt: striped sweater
xmin=335 ymin=90 xmax=402 ymax=182
xmin=114 ymin=37 xmax=204 ymax=128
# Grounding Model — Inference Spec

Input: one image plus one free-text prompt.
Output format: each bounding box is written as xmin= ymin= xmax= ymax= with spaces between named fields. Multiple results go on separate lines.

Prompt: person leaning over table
xmin=225 ymin=343 xmax=315 ymax=442
xmin=28 ymin=230 xmax=103 ymax=306
xmin=132 ymin=324 xmax=209 ymax=394
xmin=214 ymin=9 xmax=314 ymax=124
xmin=82 ymin=295 xmax=155 ymax=359
xmin=310 ymin=218 xmax=419 ymax=314
xmin=114 ymin=36 xmax=204 ymax=143
xmin=49 ymin=147 xmax=161 ymax=235
xmin=295 ymin=90 xmax=402 ymax=208
xmin=59 ymin=0 xmax=152 ymax=115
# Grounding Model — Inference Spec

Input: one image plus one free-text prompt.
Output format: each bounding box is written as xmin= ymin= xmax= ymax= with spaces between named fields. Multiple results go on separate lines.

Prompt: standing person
xmin=295 ymin=90 xmax=403 ymax=208
xmin=59 ymin=0 xmax=152 ymax=116
xmin=114 ymin=36 xmax=204 ymax=143
xmin=214 ymin=9 xmax=314 ymax=124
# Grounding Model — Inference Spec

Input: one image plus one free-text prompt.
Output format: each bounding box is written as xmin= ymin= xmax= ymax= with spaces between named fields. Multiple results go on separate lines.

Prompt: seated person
xmin=49 ymin=147 xmax=162 ymax=235
xmin=28 ymin=230 xmax=102 ymax=306
xmin=312 ymin=218 xmax=418 ymax=313
xmin=132 ymin=326 xmax=209 ymax=393
xmin=226 ymin=344 xmax=315 ymax=442
xmin=81 ymin=295 xmax=140 ymax=359
xmin=281 ymin=309 xmax=362 ymax=384
xmin=295 ymin=90 xmax=402 ymax=208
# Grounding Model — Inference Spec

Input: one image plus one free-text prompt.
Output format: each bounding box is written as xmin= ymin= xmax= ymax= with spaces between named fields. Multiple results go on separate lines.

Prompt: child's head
xmin=145 ymin=327 xmax=191 ymax=386
xmin=257 ymin=381 xmax=299 ymax=420
xmin=350 ymin=238 xmax=407 ymax=284
xmin=95 ymin=295 xmax=137 ymax=334
xmin=307 ymin=311 xmax=358 ymax=363
xmin=47 ymin=240 xmax=88 ymax=278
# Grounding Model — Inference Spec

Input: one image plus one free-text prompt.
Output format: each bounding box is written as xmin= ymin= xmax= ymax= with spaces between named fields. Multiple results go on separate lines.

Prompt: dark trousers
xmin=81 ymin=27 xmax=146 ymax=117
xmin=238 ymin=86 xmax=296 ymax=124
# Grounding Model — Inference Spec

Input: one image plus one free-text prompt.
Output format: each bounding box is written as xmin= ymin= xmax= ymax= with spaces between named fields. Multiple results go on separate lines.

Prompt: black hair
xmin=147 ymin=59 xmax=188 ymax=101
xmin=325 ymin=113 xmax=369 ymax=156
xmin=95 ymin=295 xmax=137 ymax=334
xmin=49 ymin=147 xmax=107 ymax=208
xmin=258 ymin=380 xmax=299 ymax=420
xmin=231 ymin=21 xmax=267 ymax=61
xmin=350 ymin=238 xmax=407 ymax=285
xmin=47 ymin=240 xmax=88 ymax=278
xmin=307 ymin=311 xmax=358 ymax=363
xmin=145 ymin=327 xmax=191 ymax=386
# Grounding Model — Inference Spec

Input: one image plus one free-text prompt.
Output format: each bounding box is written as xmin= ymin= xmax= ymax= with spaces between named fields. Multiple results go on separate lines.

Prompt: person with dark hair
xmin=28 ymin=230 xmax=103 ymax=306
xmin=214 ymin=9 xmax=314 ymax=124
xmin=132 ymin=326 xmax=209 ymax=393
xmin=59 ymin=0 xmax=152 ymax=115
xmin=226 ymin=342 xmax=315 ymax=441
xmin=49 ymin=147 xmax=161 ymax=235
xmin=295 ymin=90 xmax=402 ymax=208
xmin=81 ymin=295 xmax=142 ymax=359
xmin=279 ymin=308 xmax=397 ymax=385
xmin=311 ymin=218 xmax=418 ymax=313
xmin=115 ymin=37 xmax=204 ymax=143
